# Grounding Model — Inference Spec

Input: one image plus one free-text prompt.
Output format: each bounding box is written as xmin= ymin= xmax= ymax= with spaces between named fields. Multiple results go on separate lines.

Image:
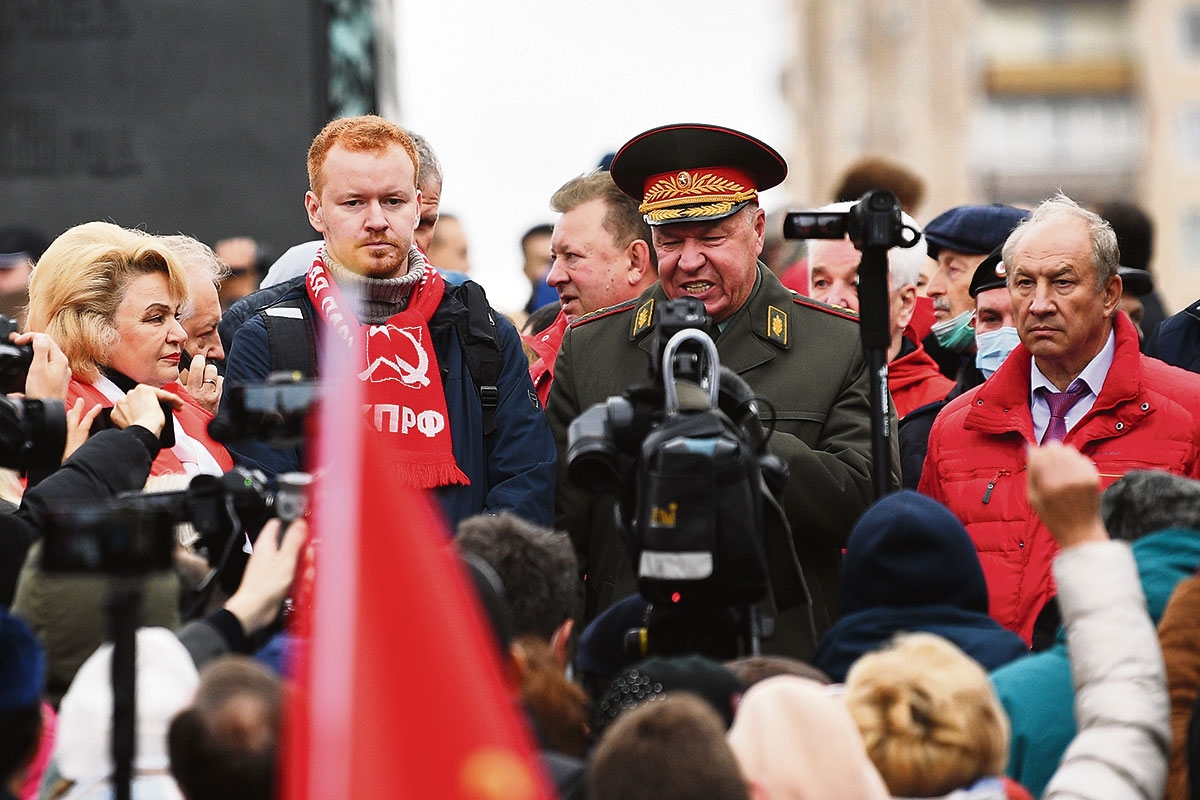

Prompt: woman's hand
xmin=111 ymin=384 xmax=184 ymax=438
xmin=62 ymin=397 xmax=103 ymax=463
xmin=179 ymin=352 xmax=222 ymax=416
xmin=14 ymin=331 xmax=71 ymax=401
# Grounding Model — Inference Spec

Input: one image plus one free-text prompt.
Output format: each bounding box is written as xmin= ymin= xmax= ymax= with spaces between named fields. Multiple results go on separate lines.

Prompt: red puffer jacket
xmin=918 ymin=312 xmax=1200 ymax=643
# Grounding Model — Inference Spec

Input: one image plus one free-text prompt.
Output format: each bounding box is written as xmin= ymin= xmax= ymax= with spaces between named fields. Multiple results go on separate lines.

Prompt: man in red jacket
xmin=806 ymin=203 xmax=953 ymax=420
xmin=524 ymin=171 xmax=657 ymax=405
xmin=919 ymin=193 xmax=1200 ymax=644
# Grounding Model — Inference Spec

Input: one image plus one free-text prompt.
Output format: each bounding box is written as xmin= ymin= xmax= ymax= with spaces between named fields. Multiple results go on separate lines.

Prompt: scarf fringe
xmin=390 ymin=457 xmax=471 ymax=490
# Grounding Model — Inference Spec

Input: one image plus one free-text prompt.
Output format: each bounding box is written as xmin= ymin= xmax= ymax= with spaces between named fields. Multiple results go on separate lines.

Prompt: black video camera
xmin=42 ymin=466 xmax=312 ymax=579
xmin=783 ymin=189 xmax=920 ymax=250
xmin=208 ymin=371 xmax=320 ymax=445
xmin=566 ymin=297 xmax=717 ymax=491
xmin=567 ymin=299 xmax=783 ymax=659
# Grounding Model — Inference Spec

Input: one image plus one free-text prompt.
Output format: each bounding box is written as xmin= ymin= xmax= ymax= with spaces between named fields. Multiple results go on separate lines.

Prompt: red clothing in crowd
xmin=889 ymin=327 xmax=955 ymax=419
xmin=67 ymin=378 xmax=233 ymax=477
xmin=909 ymin=294 xmax=937 ymax=341
xmin=919 ymin=312 xmax=1200 ymax=643
xmin=778 ymin=257 xmax=809 ymax=295
xmin=523 ymin=309 xmax=569 ymax=407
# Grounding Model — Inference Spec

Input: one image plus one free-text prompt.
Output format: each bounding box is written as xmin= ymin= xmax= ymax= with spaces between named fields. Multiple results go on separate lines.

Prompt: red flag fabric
xmin=280 ymin=298 xmax=555 ymax=800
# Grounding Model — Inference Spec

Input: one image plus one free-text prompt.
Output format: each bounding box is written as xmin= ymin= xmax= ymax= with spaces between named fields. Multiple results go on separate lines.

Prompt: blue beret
xmin=925 ymin=204 xmax=1027 ymax=259
xmin=0 ymin=611 xmax=45 ymax=711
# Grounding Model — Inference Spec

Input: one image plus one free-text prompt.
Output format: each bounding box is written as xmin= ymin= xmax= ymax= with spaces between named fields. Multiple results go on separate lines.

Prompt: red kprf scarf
xmin=307 ymin=252 xmax=469 ymax=488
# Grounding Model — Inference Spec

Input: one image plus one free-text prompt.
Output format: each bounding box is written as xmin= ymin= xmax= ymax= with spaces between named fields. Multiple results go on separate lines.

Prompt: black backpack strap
xmin=219 ymin=280 xmax=301 ymax=357
xmin=260 ymin=299 xmax=317 ymax=376
xmin=450 ymin=280 xmax=503 ymax=435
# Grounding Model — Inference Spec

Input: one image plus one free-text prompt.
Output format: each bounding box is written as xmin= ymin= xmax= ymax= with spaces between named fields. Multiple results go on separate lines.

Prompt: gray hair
xmin=1002 ymin=193 xmax=1119 ymax=288
xmin=805 ymin=201 xmax=926 ymax=292
xmin=409 ymin=131 xmax=442 ymax=193
xmin=157 ymin=234 xmax=227 ymax=319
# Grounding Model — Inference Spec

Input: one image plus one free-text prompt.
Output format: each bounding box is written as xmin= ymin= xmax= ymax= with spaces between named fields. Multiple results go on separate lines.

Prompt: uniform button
xmin=1115 ymin=422 xmax=1125 ymax=431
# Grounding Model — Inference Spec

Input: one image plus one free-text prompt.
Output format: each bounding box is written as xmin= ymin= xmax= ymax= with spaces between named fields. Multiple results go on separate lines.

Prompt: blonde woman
xmin=27 ymin=222 xmax=230 ymax=476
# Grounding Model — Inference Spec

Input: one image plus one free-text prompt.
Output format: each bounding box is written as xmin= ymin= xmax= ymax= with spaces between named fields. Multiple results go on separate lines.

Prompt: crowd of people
xmin=2 ymin=112 xmax=1200 ymax=800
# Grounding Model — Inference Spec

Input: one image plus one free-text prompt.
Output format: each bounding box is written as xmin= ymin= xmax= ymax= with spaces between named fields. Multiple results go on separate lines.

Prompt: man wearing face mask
xmin=922 ymin=205 xmax=1027 ymax=383
xmin=969 ymin=246 xmax=1021 ymax=380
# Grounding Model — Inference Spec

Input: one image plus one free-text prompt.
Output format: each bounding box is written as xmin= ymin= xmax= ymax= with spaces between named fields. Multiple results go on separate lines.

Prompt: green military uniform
xmin=548 ymin=264 xmax=894 ymax=658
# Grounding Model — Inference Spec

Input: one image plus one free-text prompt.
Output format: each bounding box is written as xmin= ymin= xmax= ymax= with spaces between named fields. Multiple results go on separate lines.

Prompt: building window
xmin=973 ymin=97 xmax=1140 ymax=173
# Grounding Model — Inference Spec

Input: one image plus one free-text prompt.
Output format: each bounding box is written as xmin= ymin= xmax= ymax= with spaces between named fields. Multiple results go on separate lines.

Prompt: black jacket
xmin=1145 ymin=297 xmax=1200 ymax=374
xmin=0 ymin=426 xmax=160 ymax=607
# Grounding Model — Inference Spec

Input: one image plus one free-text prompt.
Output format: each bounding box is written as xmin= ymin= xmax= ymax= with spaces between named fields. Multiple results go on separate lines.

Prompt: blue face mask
xmin=975 ymin=326 xmax=1021 ymax=378
xmin=930 ymin=309 xmax=975 ymax=352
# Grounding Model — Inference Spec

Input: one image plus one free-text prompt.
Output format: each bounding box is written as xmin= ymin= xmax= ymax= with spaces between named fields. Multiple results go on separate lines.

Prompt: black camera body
xmin=0 ymin=315 xmax=33 ymax=395
xmin=41 ymin=466 xmax=311 ymax=577
xmin=0 ymin=396 xmax=66 ymax=475
xmin=208 ymin=371 xmax=320 ymax=445
xmin=783 ymin=189 xmax=919 ymax=250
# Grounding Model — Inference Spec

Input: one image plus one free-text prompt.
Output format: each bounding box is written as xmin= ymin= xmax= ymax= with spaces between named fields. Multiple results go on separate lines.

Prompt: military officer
xmin=547 ymin=123 xmax=888 ymax=658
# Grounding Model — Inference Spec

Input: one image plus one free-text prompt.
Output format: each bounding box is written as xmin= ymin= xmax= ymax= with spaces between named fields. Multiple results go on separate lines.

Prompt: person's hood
xmin=1050 ymin=526 xmax=1200 ymax=647
xmin=1131 ymin=527 xmax=1200 ymax=621
xmin=840 ymin=491 xmax=989 ymax=615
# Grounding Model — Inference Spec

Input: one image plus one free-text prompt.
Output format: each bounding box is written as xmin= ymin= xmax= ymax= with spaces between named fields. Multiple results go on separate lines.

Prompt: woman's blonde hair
xmin=27 ymin=222 xmax=188 ymax=383
xmin=843 ymin=632 xmax=1010 ymax=797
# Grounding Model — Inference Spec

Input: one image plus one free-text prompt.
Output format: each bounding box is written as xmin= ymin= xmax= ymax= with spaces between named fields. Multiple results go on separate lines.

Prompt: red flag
xmin=281 ymin=310 xmax=555 ymax=800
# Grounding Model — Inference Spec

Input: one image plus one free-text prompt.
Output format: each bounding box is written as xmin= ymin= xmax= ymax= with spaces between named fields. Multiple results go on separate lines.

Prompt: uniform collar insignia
xmin=632 ymin=298 xmax=655 ymax=339
xmin=766 ymin=304 xmax=788 ymax=347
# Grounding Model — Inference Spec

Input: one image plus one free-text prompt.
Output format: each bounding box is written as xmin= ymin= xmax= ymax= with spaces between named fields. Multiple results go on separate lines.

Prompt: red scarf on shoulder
xmin=306 ymin=252 xmax=469 ymax=489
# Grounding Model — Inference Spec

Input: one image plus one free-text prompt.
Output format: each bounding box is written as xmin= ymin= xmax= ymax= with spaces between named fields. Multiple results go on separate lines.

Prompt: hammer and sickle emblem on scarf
xmin=358 ymin=325 xmax=431 ymax=387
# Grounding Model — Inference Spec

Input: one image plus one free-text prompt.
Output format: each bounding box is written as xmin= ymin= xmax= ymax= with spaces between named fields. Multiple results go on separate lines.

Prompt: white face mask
xmin=975 ymin=326 xmax=1021 ymax=378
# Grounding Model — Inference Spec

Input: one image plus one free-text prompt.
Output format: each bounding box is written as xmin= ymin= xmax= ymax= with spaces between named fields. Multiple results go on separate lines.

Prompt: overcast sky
xmin=395 ymin=0 xmax=790 ymax=313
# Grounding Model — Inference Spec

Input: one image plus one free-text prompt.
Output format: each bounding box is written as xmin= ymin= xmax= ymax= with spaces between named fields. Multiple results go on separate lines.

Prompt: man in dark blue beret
xmin=922 ymin=204 xmax=1026 ymax=381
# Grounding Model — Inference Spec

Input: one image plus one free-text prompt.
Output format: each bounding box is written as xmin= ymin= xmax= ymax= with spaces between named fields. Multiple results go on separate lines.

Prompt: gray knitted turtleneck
xmin=323 ymin=245 xmax=427 ymax=325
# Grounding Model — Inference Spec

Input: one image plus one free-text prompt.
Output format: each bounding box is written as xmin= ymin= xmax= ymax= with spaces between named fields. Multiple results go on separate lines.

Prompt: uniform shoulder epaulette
xmin=569 ymin=298 xmax=638 ymax=328
xmin=790 ymin=293 xmax=860 ymax=323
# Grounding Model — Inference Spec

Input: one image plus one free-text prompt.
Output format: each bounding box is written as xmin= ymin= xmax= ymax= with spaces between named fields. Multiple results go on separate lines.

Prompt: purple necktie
xmin=1040 ymin=380 xmax=1090 ymax=443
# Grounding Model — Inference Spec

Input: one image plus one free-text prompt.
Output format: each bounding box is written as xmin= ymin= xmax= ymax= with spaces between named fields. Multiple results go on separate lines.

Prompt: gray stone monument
xmin=0 ymin=0 xmax=334 ymax=256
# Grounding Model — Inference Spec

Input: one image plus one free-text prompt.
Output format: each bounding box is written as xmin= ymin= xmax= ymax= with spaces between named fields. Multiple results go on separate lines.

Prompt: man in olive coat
xmin=546 ymin=123 xmax=886 ymax=659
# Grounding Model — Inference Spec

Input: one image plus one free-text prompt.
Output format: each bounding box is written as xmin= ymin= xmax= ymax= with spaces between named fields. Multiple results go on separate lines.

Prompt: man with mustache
xmin=921 ymin=204 xmax=1026 ymax=384
xmin=919 ymin=194 xmax=1200 ymax=645
xmin=547 ymin=124 xmax=887 ymax=659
